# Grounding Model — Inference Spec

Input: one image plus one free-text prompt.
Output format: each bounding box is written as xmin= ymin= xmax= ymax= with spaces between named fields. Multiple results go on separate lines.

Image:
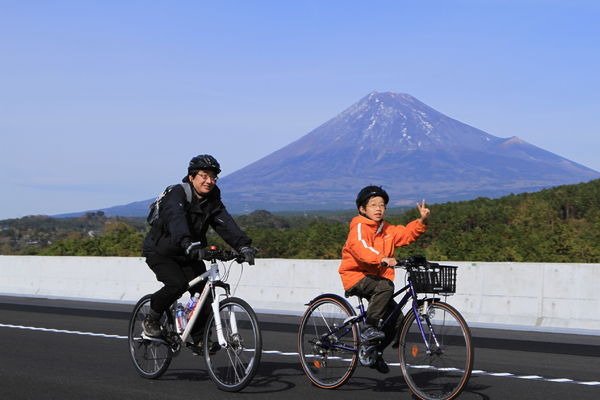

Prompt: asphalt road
xmin=0 ymin=296 xmax=598 ymax=400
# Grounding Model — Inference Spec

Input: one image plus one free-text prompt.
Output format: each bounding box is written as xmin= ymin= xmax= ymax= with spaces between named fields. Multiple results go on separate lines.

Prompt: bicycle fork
xmin=414 ymin=299 xmax=442 ymax=355
xmin=211 ymin=292 xmax=236 ymax=348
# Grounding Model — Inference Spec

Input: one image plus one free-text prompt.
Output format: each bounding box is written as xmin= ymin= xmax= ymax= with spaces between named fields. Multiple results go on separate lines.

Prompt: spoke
xmin=316 ymin=307 xmax=333 ymax=332
xmin=224 ymin=347 xmax=243 ymax=383
xmin=225 ymin=312 xmax=244 ymax=383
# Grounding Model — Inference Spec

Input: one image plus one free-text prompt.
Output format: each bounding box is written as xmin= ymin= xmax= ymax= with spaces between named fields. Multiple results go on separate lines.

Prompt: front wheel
xmin=128 ymin=294 xmax=174 ymax=379
xmin=399 ymin=301 xmax=474 ymax=400
xmin=203 ymin=297 xmax=262 ymax=392
xmin=297 ymin=295 xmax=359 ymax=389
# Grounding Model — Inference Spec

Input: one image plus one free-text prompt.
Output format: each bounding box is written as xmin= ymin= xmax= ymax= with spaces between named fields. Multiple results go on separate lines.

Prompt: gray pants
xmin=346 ymin=275 xmax=403 ymax=349
xmin=346 ymin=275 xmax=395 ymax=328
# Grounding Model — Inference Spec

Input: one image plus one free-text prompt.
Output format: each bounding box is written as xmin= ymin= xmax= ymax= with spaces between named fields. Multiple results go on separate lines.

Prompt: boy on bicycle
xmin=338 ymin=185 xmax=430 ymax=373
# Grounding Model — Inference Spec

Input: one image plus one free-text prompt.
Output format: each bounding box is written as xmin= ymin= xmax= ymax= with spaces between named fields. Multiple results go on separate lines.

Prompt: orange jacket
xmin=338 ymin=215 xmax=427 ymax=291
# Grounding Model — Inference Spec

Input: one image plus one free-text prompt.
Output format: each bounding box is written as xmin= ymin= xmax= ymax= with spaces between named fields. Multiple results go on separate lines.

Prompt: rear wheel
xmin=203 ymin=297 xmax=262 ymax=392
xmin=298 ymin=295 xmax=359 ymax=389
xmin=399 ymin=301 xmax=473 ymax=400
xmin=128 ymin=294 xmax=174 ymax=379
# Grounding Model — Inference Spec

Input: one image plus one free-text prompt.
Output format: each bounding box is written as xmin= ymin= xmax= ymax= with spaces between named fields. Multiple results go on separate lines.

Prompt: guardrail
xmin=0 ymin=255 xmax=598 ymax=333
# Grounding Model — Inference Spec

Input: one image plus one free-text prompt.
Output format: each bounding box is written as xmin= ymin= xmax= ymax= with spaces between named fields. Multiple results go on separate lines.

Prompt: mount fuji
xmin=55 ymin=91 xmax=600 ymax=217
xmin=217 ymin=91 xmax=600 ymax=212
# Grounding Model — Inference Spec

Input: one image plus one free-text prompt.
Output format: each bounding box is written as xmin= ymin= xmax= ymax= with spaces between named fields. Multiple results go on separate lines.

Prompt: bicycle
xmin=298 ymin=255 xmax=473 ymax=400
xmin=128 ymin=246 xmax=262 ymax=392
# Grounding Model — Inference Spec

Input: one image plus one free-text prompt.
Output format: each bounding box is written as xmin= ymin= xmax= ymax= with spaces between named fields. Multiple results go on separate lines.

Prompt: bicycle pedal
xmin=358 ymin=345 xmax=377 ymax=367
xmin=141 ymin=333 xmax=167 ymax=343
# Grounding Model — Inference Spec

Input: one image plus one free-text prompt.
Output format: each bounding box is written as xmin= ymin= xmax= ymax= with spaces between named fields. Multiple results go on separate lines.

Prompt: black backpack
xmin=147 ymin=183 xmax=193 ymax=226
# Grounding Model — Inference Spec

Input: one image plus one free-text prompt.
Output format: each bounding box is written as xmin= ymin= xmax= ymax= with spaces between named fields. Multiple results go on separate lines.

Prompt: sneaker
xmin=361 ymin=327 xmax=385 ymax=342
xmin=191 ymin=340 xmax=221 ymax=356
xmin=142 ymin=315 xmax=162 ymax=337
xmin=371 ymin=356 xmax=390 ymax=374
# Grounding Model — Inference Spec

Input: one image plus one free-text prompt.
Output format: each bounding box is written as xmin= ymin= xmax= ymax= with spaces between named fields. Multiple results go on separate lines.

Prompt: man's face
xmin=359 ymin=196 xmax=386 ymax=222
xmin=189 ymin=170 xmax=218 ymax=196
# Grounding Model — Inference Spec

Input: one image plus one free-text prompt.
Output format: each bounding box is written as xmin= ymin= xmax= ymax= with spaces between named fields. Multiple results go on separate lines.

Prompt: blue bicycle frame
xmin=318 ymin=271 xmax=440 ymax=355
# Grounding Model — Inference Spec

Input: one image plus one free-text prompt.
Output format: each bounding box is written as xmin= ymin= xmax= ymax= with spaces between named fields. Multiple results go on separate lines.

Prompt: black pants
xmin=346 ymin=275 xmax=403 ymax=350
xmin=146 ymin=253 xmax=212 ymax=342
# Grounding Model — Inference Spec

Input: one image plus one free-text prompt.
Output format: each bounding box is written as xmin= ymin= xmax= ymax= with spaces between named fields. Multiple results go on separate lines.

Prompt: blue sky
xmin=1 ymin=0 xmax=599 ymax=220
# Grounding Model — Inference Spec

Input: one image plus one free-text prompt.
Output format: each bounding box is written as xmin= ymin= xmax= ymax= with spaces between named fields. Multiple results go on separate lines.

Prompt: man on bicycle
xmin=338 ymin=185 xmax=430 ymax=373
xmin=141 ymin=154 xmax=256 ymax=352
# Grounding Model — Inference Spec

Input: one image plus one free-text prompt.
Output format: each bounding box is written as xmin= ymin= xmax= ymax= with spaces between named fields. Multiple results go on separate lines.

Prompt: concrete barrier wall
xmin=0 ymin=256 xmax=598 ymax=333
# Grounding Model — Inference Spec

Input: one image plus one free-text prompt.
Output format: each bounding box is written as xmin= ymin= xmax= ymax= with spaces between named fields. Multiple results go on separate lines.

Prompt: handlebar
xmin=381 ymin=254 xmax=435 ymax=269
xmin=202 ymin=246 xmax=260 ymax=264
xmin=203 ymin=248 xmax=240 ymax=263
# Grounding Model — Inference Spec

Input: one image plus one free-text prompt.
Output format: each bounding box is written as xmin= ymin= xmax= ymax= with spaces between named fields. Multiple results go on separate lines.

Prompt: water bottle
xmin=175 ymin=303 xmax=186 ymax=332
xmin=185 ymin=292 xmax=200 ymax=321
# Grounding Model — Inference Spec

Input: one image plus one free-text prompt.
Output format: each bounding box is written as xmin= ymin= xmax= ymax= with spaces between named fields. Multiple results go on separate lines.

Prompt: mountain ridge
xmin=54 ymin=91 xmax=600 ymax=217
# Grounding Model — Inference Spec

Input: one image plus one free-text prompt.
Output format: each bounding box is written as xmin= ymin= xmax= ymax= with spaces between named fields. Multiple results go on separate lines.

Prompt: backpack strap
xmin=180 ymin=182 xmax=193 ymax=204
xmin=147 ymin=183 xmax=194 ymax=227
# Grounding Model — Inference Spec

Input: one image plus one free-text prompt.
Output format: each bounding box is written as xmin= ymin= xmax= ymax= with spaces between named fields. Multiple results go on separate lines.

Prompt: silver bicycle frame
xmin=179 ymin=259 xmax=231 ymax=347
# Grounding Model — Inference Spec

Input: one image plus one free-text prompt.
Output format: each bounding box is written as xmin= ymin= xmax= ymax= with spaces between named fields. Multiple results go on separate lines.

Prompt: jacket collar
xmin=352 ymin=214 xmax=385 ymax=233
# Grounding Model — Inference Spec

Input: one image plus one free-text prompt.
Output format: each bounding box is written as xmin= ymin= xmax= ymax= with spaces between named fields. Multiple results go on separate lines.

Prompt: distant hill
xmin=54 ymin=91 xmax=600 ymax=217
xmin=393 ymin=178 xmax=600 ymax=263
xmin=5 ymin=179 xmax=600 ymax=262
xmin=54 ymin=200 xmax=151 ymax=218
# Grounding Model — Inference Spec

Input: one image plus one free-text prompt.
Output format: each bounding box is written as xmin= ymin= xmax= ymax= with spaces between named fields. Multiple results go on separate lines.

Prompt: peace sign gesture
xmin=417 ymin=199 xmax=430 ymax=224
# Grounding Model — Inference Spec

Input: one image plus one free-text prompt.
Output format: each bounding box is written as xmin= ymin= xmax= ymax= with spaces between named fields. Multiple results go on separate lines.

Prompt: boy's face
xmin=359 ymin=196 xmax=386 ymax=222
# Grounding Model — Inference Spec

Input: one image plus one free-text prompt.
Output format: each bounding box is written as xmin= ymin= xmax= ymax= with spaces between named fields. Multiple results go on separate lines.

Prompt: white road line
xmin=1 ymin=323 xmax=598 ymax=387
xmin=0 ymin=323 xmax=128 ymax=339
xmin=468 ymin=369 xmax=600 ymax=386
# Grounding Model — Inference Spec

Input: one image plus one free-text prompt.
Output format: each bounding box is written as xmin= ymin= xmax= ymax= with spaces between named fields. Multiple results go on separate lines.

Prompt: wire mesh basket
xmin=409 ymin=264 xmax=457 ymax=294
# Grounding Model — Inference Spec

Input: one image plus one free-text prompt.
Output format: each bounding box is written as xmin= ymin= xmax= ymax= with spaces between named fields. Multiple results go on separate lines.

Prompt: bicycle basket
xmin=409 ymin=264 xmax=457 ymax=294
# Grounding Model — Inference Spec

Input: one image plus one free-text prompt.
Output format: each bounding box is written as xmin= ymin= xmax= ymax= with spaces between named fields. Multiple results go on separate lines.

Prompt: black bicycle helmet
xmin=182 ymin=154 xmax=221 ymax=182
xmin=355 ymin=185 xmax=389 ymax=209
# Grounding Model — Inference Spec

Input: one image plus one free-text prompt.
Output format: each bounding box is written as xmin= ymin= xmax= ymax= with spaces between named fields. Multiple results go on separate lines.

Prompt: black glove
xmin=184 ymin=240 xmax=205 ymax=261
xmin=239 ymin=246 xmax=256 ymax=265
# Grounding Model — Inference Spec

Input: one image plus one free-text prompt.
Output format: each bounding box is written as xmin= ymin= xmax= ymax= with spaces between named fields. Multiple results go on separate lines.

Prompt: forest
xmin=2 ymin=179 xmax=599 ymax=263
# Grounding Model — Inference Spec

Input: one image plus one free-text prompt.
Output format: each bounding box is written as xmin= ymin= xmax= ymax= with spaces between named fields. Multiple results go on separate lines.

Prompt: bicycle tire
xmin=128 ymin=294 xmax=174 ymax=379
xmin=297 ymin=294 xmax=359 ymax=389
xmin=399 ymin=301 xmax=474 ymax=400
xmin=203 ymin=297 xmax=262 ymax=392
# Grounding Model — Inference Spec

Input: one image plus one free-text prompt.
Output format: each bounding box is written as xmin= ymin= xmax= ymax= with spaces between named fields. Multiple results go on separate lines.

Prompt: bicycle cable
xmin=230 ymin=261 xmax=244 ymax=296
xmin=220 ymin=260 xmax=232 ymax=282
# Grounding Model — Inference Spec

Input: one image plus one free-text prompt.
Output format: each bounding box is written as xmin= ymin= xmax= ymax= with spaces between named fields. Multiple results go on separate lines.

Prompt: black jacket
xmin=142 ymin=183 xmax=251 ymax=258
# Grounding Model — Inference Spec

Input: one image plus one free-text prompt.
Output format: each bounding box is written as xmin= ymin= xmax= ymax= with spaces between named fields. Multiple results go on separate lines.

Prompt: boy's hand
xmin=417 ymin=199 xmax=430 ymax=224
xmin=381 ymin=257 xmax=397 ymax=267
